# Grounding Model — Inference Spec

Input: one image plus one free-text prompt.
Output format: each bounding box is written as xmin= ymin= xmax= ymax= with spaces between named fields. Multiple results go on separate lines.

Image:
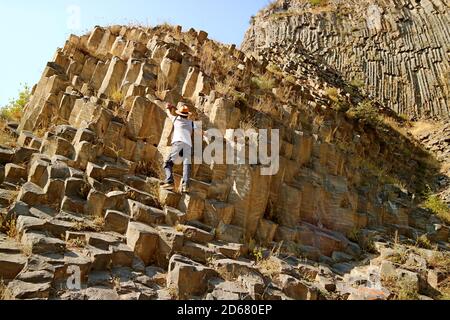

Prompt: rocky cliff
xmin=0 ymin=23 xmax=448 ymax=300
xmin=243 ymin=0 xmax=450 ymax=117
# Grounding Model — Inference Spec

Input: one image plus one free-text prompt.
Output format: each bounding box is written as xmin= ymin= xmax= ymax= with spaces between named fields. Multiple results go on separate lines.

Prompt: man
xmin=161 ymin=103 xmax=197 ymax=193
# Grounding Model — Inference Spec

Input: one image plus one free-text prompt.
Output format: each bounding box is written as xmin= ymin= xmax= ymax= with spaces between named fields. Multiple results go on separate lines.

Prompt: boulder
xmin=7 ymin=280 xmax=51 ymax=300
xmin=180 ymin=224 xmax=214 ymax=244
xmin=215 ymin=222 xmax=244 ymax=243
xmin=275 ymin=274 xmax=317 ymax=300
xmin=178 ymin=194 xmax=205 ymax=222
xmin=128 ymin=200 xmax=164 ymax=226
xmin=21 ymin=231 xmax=66 ymax=254
xmin=104 ymin=210 xmax=130 ymax=234
xmin=0 ymin=253 xmax=27 ymax=280
xmin=156 ymin=226 xmax=184 ymax=268
xmin=213 ymin=259 xmax=260 ymax=281
xmin=126 ymin=222 xmax=159 ymax=265
xmin=167 ymin=254 xmax=216 ymax=299
xmin=4 ymin=164 xmax=27 ymax=184
xmin=111 ymin=243 xmax=134 ymax=267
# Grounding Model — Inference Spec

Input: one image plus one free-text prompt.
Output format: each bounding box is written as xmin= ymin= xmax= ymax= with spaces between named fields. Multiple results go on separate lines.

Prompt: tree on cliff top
xmin=1 ymin=83 xmax=31 ymax=122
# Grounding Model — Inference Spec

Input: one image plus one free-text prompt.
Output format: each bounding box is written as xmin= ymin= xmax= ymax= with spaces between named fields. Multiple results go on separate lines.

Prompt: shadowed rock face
xmin=242 ymin=0 xmax=450 ymax=117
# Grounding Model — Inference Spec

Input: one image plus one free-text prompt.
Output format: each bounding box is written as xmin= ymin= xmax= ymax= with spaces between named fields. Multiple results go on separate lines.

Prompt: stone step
xmin=0 ymin=182 xmax=20 ymax=191
xmin=6 ymin=280 xmax=52 ymax=300
xmin=17 ymin=131 xmax=39 ymax=148
xmin=4 ymin=164 xmax=27 ymax=184
xmin=16 ymin=215 xmax=75 ymax=239
xmin=126 ymin=186 xmax=159 ymax=208
xmin=167 ymin=254 xmax=217 ymax=299
xmin=180 ymin=241 xmax=217 ymax=264
xmin=16 ymin=270 xmax=55 ymax=284
xmin=0 ymin=189 xmax=19 ymax=208
xmin=0 ymin=147 xmax=14 ymax=165
xmin=128 ymin=199 xmax=164 ymax=226
xmin=83 ymin=245 xmax=112 ymax=271
xmin=21 ymin=231 xmax=66 ymax=255
xmin=215 ymin=222 xmax=244 ymax=244
xmin=0 ymin=253 xmax=27 ymax=281
xmin=85 ymin=232 xmax=123 ymax=251
xmin=61 ymin=195 xmax=87 ymax=214
xmin=104 ymin=210 xmax=130 ymax=234
xmin=177 ymin=223 xmax=215 ymax=245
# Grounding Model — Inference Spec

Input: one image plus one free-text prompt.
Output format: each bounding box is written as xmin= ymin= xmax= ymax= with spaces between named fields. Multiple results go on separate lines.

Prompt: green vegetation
xmin=346 ymin=228 xmax=376 ymax=254
xmin=309 ymin=0 xmax=327 ymax=6
xmin=350 ymin=79 xmax=365 ymax=88
xmin=394 ymin=279 xmax=420 ymax=300
xmin=251 ymin=74 xmax=276 ymax=91
xmin=1 ymin=84 xmax=31 ymax=122
xmin=266 ymin=63 xmax=282 ymax=76
xmin=415 ymin=234 xmax=433 ymax=250
xmin=325 ymin=87 xmax=340 ymax=102
xmin=423 ymin=194 xmax=450 ymax=224
xmin=111 ymin=87 xmax=125 ymax=104
xmin=346 ymin=100 xmax=382 ymax=127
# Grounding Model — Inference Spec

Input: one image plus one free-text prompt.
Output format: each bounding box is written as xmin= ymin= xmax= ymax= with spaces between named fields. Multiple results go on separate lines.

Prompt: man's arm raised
xmin=166 ymin=103 xmax=177 ymax=121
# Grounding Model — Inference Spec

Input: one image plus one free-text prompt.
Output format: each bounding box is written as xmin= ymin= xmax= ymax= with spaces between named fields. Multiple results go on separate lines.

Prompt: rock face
xmin=0 ymin=21 xmax=448 ymax=300
xmin=243 ymin=0 xmax=449 ymax=117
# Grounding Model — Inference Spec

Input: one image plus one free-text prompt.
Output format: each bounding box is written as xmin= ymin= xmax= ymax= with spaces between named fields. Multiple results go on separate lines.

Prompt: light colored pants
xmin=163 ymin=142 xmax=192 ymax=187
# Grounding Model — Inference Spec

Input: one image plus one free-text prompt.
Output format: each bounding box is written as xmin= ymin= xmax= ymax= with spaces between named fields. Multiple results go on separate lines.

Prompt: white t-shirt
xmin=168 ymin=113 xmax=197 ymax=147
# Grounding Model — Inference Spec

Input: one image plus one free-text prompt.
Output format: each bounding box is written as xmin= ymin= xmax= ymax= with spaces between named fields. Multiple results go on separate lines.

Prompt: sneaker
xmin=161 ymin=183 xmax=174 ymax=190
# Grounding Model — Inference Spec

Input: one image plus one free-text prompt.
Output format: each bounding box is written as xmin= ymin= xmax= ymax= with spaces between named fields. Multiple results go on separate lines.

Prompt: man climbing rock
xmin=161 ymin=103 xmax=197 ymax=193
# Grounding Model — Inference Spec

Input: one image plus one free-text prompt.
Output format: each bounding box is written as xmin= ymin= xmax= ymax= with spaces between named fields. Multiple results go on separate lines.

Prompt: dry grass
xmin=167 ymin=286 xmax=179 ymax=300
xmin=111 ymin=87 xmax=125 ymax=104
xmin=199 ymin=41 xmax=238 ymax=78
xmin=408 ymin=121 xmax=435 ymax=137
xmin=251 ymin=74 xmax=276 ymax=91
xmin=21 ymin=244 xmax=33 ymax=257
xmin=136 ymin=160 xmax=164 ymax=180
xmin=239 ymin=115 xmax=259 ymax=131
xmin=0 ymin=280 xmax=13 ymax=300
xmin=175 ymin=224 xmax=185 ymax=233
xmin=257 ymin=257 xmax=282 ymax=279
xmin=0 ymin=120 xmax=17 ymax=148
xmin=93 ymin=216 xmax=105 ymax=232
xmin=387 ymin=247 xmax=409 ymax=265
xmin=67 ymin=238 xmax=86 ymax=249
xmin=4 ymin=218 xmax=18 ymax=239
xmin=428 ymin=252 xmax=450 ymax=272
xmin=438 ymin=279 xmax=450 ymax=300
xmin=72 ymin=221 xmax=90 ymax=232
xmin=382 ymin=276 xmax=419 ymax=300
xmin=156 ymin=73 xmax=169 ymax=100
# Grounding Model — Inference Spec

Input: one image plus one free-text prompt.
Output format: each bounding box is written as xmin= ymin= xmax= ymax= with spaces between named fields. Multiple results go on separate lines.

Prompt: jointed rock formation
xmin=0 ymin=20 xmax=448 ymax=300
xmin=243 ymin=0 xmax=450 ymax=117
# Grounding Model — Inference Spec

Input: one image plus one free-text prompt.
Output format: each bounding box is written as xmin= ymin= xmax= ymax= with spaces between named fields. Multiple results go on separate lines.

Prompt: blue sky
xmin=0 ymin=0 xmax=269 ymax=107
